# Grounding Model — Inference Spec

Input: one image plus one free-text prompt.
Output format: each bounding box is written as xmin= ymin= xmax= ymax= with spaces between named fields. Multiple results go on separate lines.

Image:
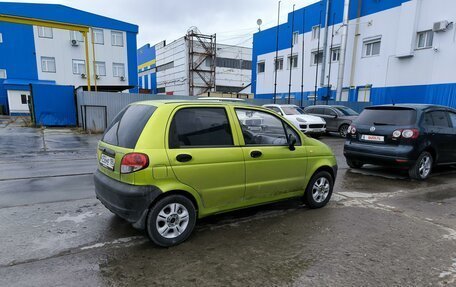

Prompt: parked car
xmin=263 ymin=104 xmax=326 ymax=137
xmin=95 ymin=100 xmax=337 ymax=247
xmin=344 ymin=104 xmax=456 ymax=180
xmin=303 ymin=105 xmax=359 ymax=137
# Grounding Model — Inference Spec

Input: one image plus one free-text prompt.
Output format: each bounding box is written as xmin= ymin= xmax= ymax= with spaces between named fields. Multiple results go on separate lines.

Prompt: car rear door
xmin=424 ymin=110 xmax=454 ymax=164
xmin=233 ymin=107 xmax=308 ymax=203
xmin=322 ymin=108 xmax=339 ymax=131
xmin=447 ymin=111 xmax=456 ymax=162
xmin=165 ymin=106 xmax=245 ymax=212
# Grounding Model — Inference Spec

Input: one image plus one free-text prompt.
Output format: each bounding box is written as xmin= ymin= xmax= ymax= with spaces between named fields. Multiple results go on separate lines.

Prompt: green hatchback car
xmin=95 ymin=100 xmax=337 ymax=247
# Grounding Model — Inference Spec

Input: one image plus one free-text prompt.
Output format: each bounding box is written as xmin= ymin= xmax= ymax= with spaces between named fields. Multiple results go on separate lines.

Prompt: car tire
xmin=339 ymin=124 xmax=349 ymax=138
xmin=346 ymin=158 xmax=364 ymax=169
xmin=304 ymin=171 xmax=334 ymax=209
xmin=409 ymin=151 xmax=433 ymax=180
xmin=146 ymin=195 xmax=196 ymax=247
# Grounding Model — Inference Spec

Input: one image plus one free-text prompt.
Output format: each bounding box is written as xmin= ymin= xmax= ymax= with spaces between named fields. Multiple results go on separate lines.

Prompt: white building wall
xmin=7 ymin=90 xmax=30 ymax=114
xmin=156 ymin=37 xmax=252 ymax=96
xmin=33 ymin=27 xmax=129 ymax=87
xmin=255 ymin=0 xmax=456 ymax=98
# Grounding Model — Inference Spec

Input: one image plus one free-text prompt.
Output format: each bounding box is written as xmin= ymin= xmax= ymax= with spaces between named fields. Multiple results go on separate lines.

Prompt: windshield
xmin=282 ymin=106 xmax=305 ymax=115
xmin=335 ymin=106 xmax=358 ymax=116
xmin=356 ymin=108 xmax=416 ymax=126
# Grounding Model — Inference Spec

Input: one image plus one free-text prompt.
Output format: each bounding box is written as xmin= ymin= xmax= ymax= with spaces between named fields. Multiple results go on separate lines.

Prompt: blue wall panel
xmin=31 ymin=84 xmax=76 ymax=126
xmin=0 ymin=22 xmax=39 ymax=113
xmin=127 ymin=32 xmax=138 ymax=93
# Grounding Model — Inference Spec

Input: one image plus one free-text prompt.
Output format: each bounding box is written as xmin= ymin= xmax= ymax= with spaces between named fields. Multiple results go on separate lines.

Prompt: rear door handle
xmin=176 ymin=154 xmax=192 ymax=162
xmin=250 ymin=150 xmax=262 ymax=158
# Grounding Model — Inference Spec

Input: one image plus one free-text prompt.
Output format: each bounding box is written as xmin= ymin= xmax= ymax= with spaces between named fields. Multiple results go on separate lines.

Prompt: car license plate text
xmin=100 ymin=154 xmax=115 ymax=170
xmin=361 ymin=134 xmax=384 ymax=142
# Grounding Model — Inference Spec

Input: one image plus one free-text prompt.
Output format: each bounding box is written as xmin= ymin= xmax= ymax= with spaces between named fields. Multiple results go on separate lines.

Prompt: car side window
xmin=314 ymin=108 xmax=325 ymax=115
xmin=169 ymin=107 xmax=234 ymax=148
xmin=448 ymin=112 xmax=456 ymax=128
xmin=267 ymin=106 xmax=282 ymax=115
xmin=430 ymin=111 xmax=450 ymax=128
xmin=423 ymin=112 xmax=434 ymax=126
xmin=235 ymin=109 xmax=300 ymax=146
xmin=325 ymin=109 xmax=337 ymax=116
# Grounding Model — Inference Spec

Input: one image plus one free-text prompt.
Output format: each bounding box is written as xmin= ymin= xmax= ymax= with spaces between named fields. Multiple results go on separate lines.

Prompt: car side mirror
xmin=288 ymin=134 xmax=297 ymax=151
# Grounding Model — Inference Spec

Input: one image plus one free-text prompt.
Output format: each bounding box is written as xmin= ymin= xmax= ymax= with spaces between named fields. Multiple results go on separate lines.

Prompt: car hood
xmin=285 ymin=114 xmax=326 ymax=124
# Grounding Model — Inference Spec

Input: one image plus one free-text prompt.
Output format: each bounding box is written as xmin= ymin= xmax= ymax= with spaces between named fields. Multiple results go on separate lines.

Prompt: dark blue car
xmin=344 ymin=104 xmax=456 ymax=180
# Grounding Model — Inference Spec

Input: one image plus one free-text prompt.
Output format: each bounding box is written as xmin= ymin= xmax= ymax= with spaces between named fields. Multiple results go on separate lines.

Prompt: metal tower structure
xmin=187 ymin=27 xmax=216 ymax=96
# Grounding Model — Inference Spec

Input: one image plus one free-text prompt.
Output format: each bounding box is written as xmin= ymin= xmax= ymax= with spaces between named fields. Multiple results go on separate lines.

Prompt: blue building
xmin=252 ymin=0 xmax=456 ymax=108
xmin=137 ymin=43 xmax=157 ymax=94
xmin=0 ymin=2 xmax=138 ymax=114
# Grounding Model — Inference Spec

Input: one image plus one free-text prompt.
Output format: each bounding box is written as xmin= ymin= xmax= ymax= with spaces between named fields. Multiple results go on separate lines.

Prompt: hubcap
xmin=340 ymin=126 xmax=348 ymax=137
xmin=156 ymin=203 xmax=189 ymax=239
xmin=312 ymin=177 xmax=330 ymax=203
xmin=419 ymin=155 xmax=431 ymax=178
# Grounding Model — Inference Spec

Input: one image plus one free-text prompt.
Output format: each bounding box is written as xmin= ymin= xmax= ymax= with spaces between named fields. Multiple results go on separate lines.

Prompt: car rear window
xmin=102 ymin=104 xmax=157 ymax=148
xmin=356 ymin=107 xmax=417 ymax=126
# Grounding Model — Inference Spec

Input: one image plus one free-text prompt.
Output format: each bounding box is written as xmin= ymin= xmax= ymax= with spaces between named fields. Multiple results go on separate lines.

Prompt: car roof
xmin=263 ymin=104 xmax=297 ymax=107
xmin=129 ymin=99 xmax=255 ymax=107
xmin=367 ymin=104 xmax=455 ymax=111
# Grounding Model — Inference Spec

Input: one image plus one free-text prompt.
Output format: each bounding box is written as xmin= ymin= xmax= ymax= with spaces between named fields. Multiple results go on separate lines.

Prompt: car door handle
xmin=250 ymin=150 xmax=262 ymax=158
xmin=176 ymin=154 xmax=192 ymax=162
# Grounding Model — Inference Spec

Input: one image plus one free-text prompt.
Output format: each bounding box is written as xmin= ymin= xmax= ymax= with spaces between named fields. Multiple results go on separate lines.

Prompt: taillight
xmin=402 ymin=129 xmax=419 ymax=139
xmin=121 ymin=153 xmax=149 ymax=174
xmin=348 ymin=125 xmax=357 ymax=135
xmin=392 ymin=129 xmax=419 ymax=140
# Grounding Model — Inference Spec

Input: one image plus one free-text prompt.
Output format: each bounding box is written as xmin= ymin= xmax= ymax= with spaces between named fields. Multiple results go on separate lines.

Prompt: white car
xmin=263 ymin=104 xmax=326 ymax=137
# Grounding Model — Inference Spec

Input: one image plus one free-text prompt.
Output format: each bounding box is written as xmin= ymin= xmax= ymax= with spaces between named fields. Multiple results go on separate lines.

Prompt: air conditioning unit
xmin=81 ymin=73 xmax=86 ymax=79
xmin=71 ymin=39 xmax=79 ymax=46
xmin=433 ymin=20 xmax=449 ymax=32
xmin=95 ymin=75 xmax=100 ymax=80
xmin=120 ymin=76 xmax=125 ymax=81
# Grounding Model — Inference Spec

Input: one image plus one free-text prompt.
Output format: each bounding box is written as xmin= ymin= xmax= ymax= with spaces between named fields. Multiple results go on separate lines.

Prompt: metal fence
xmin=76 ymin=90 xmax=372 ymax=132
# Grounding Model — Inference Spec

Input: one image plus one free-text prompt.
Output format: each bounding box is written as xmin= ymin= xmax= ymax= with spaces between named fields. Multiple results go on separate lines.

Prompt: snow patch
xmin=55 ymin=211 xmax=95 ymax=224
xmin=80 ymin=236 xmax=144 ymax=250
xmin=439 ymin=258 xmax=456 ymax=285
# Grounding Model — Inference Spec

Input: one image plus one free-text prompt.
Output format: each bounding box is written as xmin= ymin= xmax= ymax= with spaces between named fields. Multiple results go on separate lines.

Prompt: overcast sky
xmin=8 ymin=0 xmax=318 ymax=48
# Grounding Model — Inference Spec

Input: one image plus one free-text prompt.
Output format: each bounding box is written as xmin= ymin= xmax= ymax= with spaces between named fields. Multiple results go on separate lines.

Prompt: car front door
xmin=233 ymin=107 xmax=308 ymax=203
xmin=166 ymin=106 xmax=245 ymax=213
xmin=446 ymin=111 xmax=456 ymax=162
xmin=323 ymin=108 xmax=339 ymax=131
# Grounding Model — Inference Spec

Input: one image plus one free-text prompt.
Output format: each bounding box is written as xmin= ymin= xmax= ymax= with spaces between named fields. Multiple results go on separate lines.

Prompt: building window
xmin=311 ymin=50 xmax=323 ymax=65
xmin=72 ymin=60 xmax=86 ymax=75
xmin=288 ymin=55 xmax=298 ymax=69
xmin=113 ymin=63 xmax=125 ymax=77
xmin=416 ymin=30 xmax=433 ymax=49
xmin=93 ymin=28 xmax=104 ymax=45
xmin=0 ymin=69 xmax=6 ymax=79
xmin=111 ymin=31 xmax=124 ymax=47
xmin=331 ymin=47 xmax=340 ymax=62
xmin=363 ymin=38 xmax=381 ymax=57
xmin=292 ymin=31 xmax=299 ymax=45
xmin=0 ymin=33 xmax=3 ymax=43
xmin=274 ymin=57 xmax=284 ymax=71
xmin=41 ymin=57 xmax=56 ymax=73
xmin=241 ymin=60 xmax=252 ymax=70
xmin=156 ymin=61 xmax=174 ymax=72
xmin=312 ymin=25 xmax=320 ymax=40
xmin=357 ymin=87 xmax=371 ymax=102
xmin=21 ymin=94 xmax=27 ymax=105
xmin=95 ymin=61 xmax=106 ymax=76
xmin=70 ymin=31 xmax=84 ymax=42
xmin=38 ymin=26 xmax=53 ymax=39
xmin=337 ymin=88 xmax=349 ymax=102
xmin=257 ymin=61 xmax=265 ymax=73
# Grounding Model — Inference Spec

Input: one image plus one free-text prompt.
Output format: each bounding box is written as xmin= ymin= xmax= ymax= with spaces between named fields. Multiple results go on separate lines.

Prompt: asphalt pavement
xmin=1 ymin=117 xmax=456 ymax=286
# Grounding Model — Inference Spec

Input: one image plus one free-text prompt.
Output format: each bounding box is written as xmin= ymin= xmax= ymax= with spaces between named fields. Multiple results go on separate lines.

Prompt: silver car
xmin=304 ymin=105 xmax=359 ymax=137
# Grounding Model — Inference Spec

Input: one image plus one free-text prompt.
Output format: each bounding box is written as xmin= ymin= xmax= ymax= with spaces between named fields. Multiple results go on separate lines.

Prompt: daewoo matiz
xmin=95 ymin=100 xmax=337 ymax=247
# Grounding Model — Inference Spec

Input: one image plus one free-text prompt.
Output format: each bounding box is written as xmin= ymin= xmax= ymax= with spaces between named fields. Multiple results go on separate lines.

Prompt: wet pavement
xmin=1 ymin=117 xmax=456 ymax=286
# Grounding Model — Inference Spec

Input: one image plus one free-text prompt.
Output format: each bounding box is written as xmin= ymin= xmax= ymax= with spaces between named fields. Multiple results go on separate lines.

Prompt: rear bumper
xmin=343 ymin=141 xmax=419 ymax=167
xmin=94 ymin=170 xmax=162 ymax=229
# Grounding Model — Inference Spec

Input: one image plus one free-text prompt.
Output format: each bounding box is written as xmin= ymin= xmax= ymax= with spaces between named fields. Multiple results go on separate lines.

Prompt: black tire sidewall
xmin=339 ymin=124 xmax=349 ymax=138
xmin=146 ymin=195 xmax=196 ymax=247
xmin=305 ymin=171 xmax=334 ymax=209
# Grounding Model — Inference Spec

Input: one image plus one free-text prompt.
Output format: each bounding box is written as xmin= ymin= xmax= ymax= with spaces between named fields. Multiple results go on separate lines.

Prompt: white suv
xmin=263 ymin=104 xmax=326 ymax=137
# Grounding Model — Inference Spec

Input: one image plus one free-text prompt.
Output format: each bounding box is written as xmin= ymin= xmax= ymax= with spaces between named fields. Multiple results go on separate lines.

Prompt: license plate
xmin=100 ymin=153 xmax=115 ymax=170
xmin=361 ymin=134 xmax=384 ymax=142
